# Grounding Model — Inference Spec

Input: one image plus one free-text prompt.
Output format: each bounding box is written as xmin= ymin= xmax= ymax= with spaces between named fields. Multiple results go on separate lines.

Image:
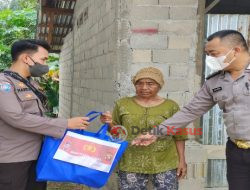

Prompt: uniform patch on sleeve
xmin=0 ymin=83 xmax=12 ymax=92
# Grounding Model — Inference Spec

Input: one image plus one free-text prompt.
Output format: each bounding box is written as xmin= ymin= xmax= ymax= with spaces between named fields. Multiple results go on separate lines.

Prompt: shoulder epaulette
xmin=206 ymin=70 xmax=222 ymax=80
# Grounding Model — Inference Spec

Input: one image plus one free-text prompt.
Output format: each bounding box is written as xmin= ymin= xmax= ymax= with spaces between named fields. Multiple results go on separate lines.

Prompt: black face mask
xmin=28 ymin=56 xmax=49 ymax=77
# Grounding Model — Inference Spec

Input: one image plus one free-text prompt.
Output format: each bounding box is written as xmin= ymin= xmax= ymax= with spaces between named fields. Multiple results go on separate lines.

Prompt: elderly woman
xmin=101 ymin=67 xmax=187 ymax=190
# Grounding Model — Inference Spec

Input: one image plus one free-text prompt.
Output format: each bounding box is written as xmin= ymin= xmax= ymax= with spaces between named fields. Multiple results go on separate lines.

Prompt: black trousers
xmin=226 ymin=139 xmax=250 ymax=190
xmin=0 ymin=160 xmax=46 ymax=190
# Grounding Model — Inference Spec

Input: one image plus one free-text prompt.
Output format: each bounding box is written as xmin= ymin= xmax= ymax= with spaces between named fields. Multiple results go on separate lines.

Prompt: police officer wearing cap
xmin=132 ymin=30 xmax=250 ymax=190
xmin=0 ymin=39 xmax=90 ymax=190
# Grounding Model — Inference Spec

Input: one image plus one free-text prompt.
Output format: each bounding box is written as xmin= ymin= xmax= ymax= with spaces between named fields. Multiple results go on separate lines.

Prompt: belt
xmin=230 ymin=138 xmax=250 ymax=149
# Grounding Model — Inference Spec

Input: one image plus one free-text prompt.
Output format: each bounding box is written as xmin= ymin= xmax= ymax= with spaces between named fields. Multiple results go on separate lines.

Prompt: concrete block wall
xmin=58 ymin=0 xmax=209 ymax=189
xmin=69 ymin=0 xmax=119 ymax=118
xmin=59 ymin=32 xmax=74 ymax=118
xmin=126 ymin=0 xmax=199 ymax=107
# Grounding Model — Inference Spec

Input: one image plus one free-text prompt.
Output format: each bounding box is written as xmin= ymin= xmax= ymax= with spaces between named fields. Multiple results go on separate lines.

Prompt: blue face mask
xmin=28 ymin=56 xmax=49 ymax=77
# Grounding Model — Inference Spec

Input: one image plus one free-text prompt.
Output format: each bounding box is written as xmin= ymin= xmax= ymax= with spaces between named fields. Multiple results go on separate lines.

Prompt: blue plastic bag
xmin=36 ymin=111 xmax=128 ymax=188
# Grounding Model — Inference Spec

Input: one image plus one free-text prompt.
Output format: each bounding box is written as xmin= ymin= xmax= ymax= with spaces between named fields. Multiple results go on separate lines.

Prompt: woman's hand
xmin=100 ymin=111 xmax=112 ymax=124
xmin=132 ymin=133 xmax=157 ymax=146
xmin=177 ymin=159 xmax=187 ymax=180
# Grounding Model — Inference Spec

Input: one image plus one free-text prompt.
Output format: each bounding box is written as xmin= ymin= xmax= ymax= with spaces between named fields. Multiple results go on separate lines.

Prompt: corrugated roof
xmin=206 ymin=0 xmax=250 ymax=14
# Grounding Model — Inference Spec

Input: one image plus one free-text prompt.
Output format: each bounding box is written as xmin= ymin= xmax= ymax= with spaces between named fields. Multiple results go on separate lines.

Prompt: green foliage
xmin=0 ymin=8 xmax=36 ymax=70
xmin=0 ymin=0 xmax=37 ymax=10
xmin=0 ymin=0 xmax=12 ymax=10
xmin=10 ymin=0 xmax=37 ymax=10
xmin=37 ymin=54 xmax=60 ymax=118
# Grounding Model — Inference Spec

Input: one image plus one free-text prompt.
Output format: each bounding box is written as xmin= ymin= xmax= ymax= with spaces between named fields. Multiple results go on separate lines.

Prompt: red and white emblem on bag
xmin=53 ymin=131 xmax=120 ymax=173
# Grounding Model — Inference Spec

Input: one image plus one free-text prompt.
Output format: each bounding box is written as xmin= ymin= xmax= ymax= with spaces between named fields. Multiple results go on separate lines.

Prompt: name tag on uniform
xmin=212 ymin=87 xmax=222 ymax=92
xmin=17 ymin=88 xmax=30 ymax=92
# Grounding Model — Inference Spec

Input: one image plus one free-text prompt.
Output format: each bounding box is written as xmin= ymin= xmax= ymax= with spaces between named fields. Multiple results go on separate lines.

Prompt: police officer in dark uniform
xmin=0 ymin=39 xmax=90 ymax=190
xmin=132 ymin=30 xmax=250 ymax=190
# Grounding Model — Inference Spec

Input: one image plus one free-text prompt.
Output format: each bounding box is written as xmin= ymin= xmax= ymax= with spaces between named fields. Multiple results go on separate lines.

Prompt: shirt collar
xmin=246 ymin=64 xmax=250 ymax=70
xmin=220 ymin=70 xmax=246 ymax=82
